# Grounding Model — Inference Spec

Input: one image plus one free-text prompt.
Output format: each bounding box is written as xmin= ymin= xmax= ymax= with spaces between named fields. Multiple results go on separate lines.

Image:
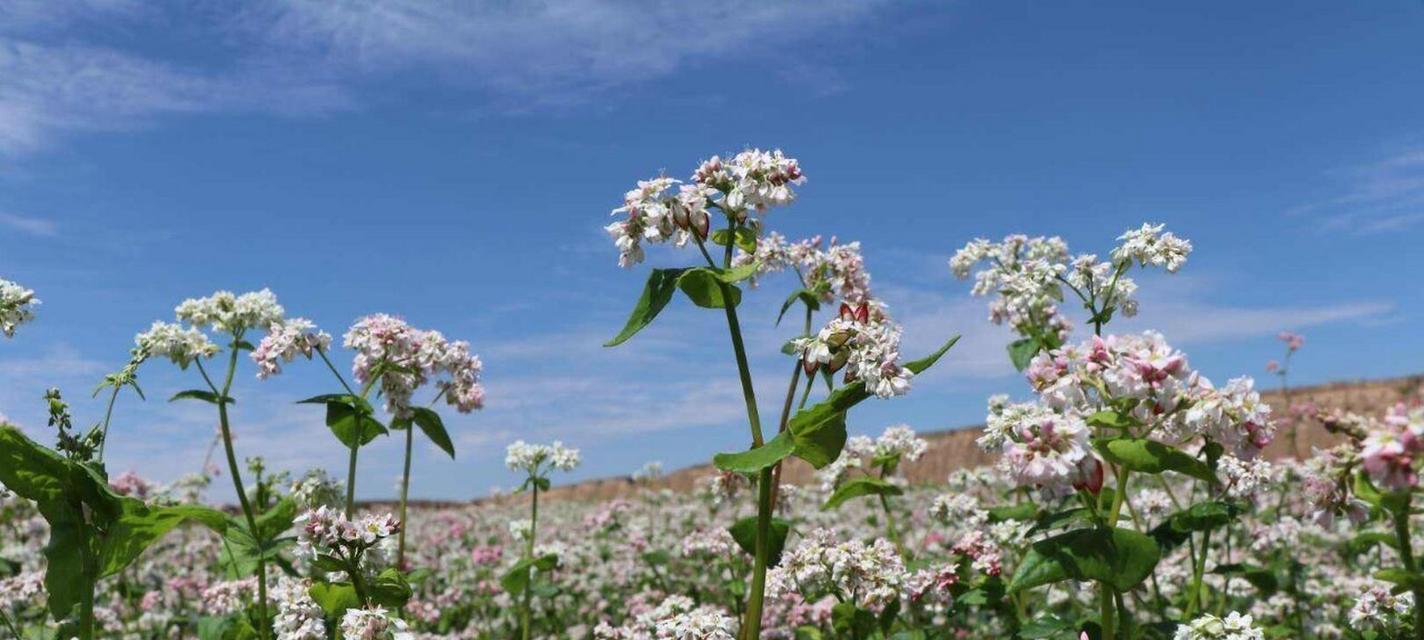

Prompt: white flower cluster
xmin=818 ymin=425 xmax=929 ymax=490
xmin=654 ymin=608 xmax=737 ymax=640
xmin=950 ymin=224 xmax=1190 ymax=341
xmin=733 ymin=233 xmax=873 ymax=306
xmin=767 ymin=528 xmax=906 ymax=612
xmin=1112 ymin=222 xmax=1193 ymax=273
xmin=290 ymin=469 xmax=345 ymax=510
xmin=272 ymin=577 xmax=326 ymax=640
xmin=593 ymin=595 xmax=736 ymax=639
xmin=176 ymin=289 xmax=286 ymax=334
xmin=794 ymin=303 xmax=912 ymax=399
xmin=505 ymin=440 xmax=582 ymax=474
xmin=0 ymin=278 xmax=38 ymax=338
xmin=252 ymin=317 xmax=332 ymax=379
xmin=339 ymin=606 xmax=410 ymax=640
xmin=949 ymin=234 xmax=1073 ymax=336
xmin=343 ymin=314 xmax=486 ymax=416
xmin=1348 ymin=584 xmax=1414 ymax=629
xmin=296 ymin=506 xmax=401 ymax=557
xmin=0 ymin=571 xmax=43 ymax=611
xmin=1216 ymin=454 xmax=1274 ymax=499
xmin=1172 ymin=612 xmax=1264 ymax=640
xmin=135 ymin=321 xmax=220 ymax=369
xmin=605 ymin=149 xmax=804 ymax=268
xmin=928 ymin=493 xmax=988 ymax=529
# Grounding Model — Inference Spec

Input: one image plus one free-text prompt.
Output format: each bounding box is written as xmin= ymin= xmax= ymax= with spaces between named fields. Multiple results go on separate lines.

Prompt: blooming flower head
xmin=135 ymin=321 xmax=219 ymax=369
xmin=0 ymin=278 xmax=39 ymax=338
xmin=339 ymin=607 xmax=408 ymax=640
xmin=793 ymin=302 xmax=913 ymax=399
xmin=1277 ymin=331 xmax=1304 ymax=352
xmin=175 ymin=289 xmax=285 ymax=334
xmin=1358 ymin=403 xmax=1424 ymax=491
xmin=1172 ymin=612 xmax=1263 ymax=640
xmin=272 ymin=577 xmax=326 ymax=640
xmin=767 ymin=528 xmax=906 ymax=612
xmin=1113 ymin=222 xmax=1192 ymax=273
xmin=343 ymin=314 xmax=485 ymax=417
xmin=252 ymin=317 xmax=332 ymax=379
xmin=295 ymin=506 xmax=401 ymax=558
xmin=505 ymin=440 xmax=581 ymax=475
xmin=606 ymin=149 xmax=804 ymax=267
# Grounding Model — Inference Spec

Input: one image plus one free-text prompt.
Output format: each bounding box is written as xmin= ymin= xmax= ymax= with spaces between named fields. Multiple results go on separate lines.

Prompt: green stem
xmin=95 ymin=384 xmax=122 ymax=462
xmin=198 ymin=344 xmax=269 ymax=640
xmin=1099 ymin=586 xmax=1115 ymax=640
xmin=1391 ymin=505 xmax=1424 ymax=640
xmin=397 ymin=425 xmax=413 ymax=568
xmin=521 ymin=482 xmax=540 ymax=640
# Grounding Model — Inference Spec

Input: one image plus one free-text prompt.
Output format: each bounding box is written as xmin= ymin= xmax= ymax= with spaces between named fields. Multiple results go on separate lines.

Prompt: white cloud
xmin=0 ymin=0 xmax=891 ymax=154
xmin=1291 ymin=148 xmax=1424 ymax=234
xmin=0 ymin=210 xmax=56 ymax=236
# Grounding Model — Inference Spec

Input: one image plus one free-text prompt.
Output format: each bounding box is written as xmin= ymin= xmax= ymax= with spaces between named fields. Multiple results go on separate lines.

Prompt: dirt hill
xmin=520 ymin=374 xmax=1424 ymax=505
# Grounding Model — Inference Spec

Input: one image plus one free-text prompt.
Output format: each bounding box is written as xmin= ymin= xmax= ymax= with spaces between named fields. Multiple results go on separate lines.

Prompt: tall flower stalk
xmin=604 ymin=150 xmax=956 ymax=637
xmin=504 ymin=440 xmax=580 ymax=640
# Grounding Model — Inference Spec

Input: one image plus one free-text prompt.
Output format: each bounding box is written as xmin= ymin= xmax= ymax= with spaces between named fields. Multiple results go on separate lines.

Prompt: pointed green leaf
xmin=713 ymin=432 xmax=795 ymax=474
xmin=1008 ymin=527 xmax=1160 ymax=593
xmin=822 ymin=477 xmax=903 ymax=511
xmin=605 ymin=268 xmax=690 ymax=347
xmin=729 ymin=516 xmax=792 ymax=566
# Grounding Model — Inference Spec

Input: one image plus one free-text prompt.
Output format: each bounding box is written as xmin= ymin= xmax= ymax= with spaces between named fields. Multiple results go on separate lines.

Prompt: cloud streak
xmin=1291 ymin=148 xmax=1424 ymax=235
xmin=0 ymin=0 xmax=891 ymax=154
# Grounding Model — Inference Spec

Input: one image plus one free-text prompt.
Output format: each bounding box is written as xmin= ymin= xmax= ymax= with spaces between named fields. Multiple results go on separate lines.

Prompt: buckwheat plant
xmin=504 ymin=440 xmax=580 ymax=640
xmin=604 ymin=149 xmax=958 ymax=637
xmin=1266 ymin=331 xmax=1306 ymax=458
xmin=1317 ymin=402 xmax=1424 ymax=637
xmin=955 ymin=224 xmax=1277 ymax=640
xmin=816 ymin=424 xmax=929 ymax=557
xmin=263 ymin=312 xmax=484 ymax=567
xmin=0 ymin=277 xmax=38 ymax=338
xmin=0 ymin=307 xmax=228 ymax=640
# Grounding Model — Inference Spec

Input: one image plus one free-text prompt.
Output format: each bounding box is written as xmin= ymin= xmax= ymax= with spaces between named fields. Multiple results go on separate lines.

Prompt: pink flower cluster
xmin=252 ymin=318 xmax=332 ymax=379
xmin=1360 ymin=403 xmax=1424 ymax=491
xmin=296 ymin=506 xmax=402 ymax=555
xmin=343 ymin=313 xmax=485 ymax=416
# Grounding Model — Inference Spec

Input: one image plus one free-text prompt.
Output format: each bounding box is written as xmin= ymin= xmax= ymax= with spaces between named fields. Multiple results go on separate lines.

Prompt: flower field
xmin=2 ymin=148 xmax=1422 ymax=640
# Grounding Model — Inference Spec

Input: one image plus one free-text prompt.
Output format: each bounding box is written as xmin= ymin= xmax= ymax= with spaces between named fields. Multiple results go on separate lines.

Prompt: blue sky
xmin=1 ymin=1 xmax=1422 ymax=500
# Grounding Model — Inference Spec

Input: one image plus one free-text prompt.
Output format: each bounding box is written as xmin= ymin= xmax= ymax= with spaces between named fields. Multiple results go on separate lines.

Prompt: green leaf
xmin=822 ymin=477 xmax=904 ymax=511
xmin=1346 ymin=531 xmax=1399 ymax=557
xmin=987 ymin=502 xmax=1038 ymax=523
xmin=1084 ymin=410 xmax=1136 ymax=430
xmin=1008 ymin=527 xmax=1161 ymax=593
xmin=1092 ymin=437 xmax=1216 ymax=485
xmin=254 ymin=498 xmax=298 ymax=542
xmin=676 ymin=268 xmax=742 ymax=309
xmin=605 ymin=268 xmax=690 ymax=347
xmin=308 ymin=582 xmax=361 ymax=619
xmin=1027 ymin=507 xmax=1092 ymax=536
xmin=831 ymin=602 xmax=878 ymax=640
xmin=1376 ymin=568 xmax=1424 ymax=591
xmin=728 ymin=517 xmax=792 ymax=567
xmin=711 ymin=227 xmax=758 ymax=253
xmin=1167 ymin=501 xmax=1240 ymax=532
xmin=501 ymin=554 xmax=560 ymax=594
xmin=410 ymin=407 xmax=456 ymax=459
xmin=787 ymin=408 xmax=848 ymax=470
xmin=777 ymin=288 xmax=823 ymax=326
xmin=324 ymin=401 xmax=388 ymax=448
xmin=98 ymin=502 xmax=228 ymax=577
xmin=368 ymin=568 xmax=414 ymax=608
xmin=713 ymin=432 xmax=795 ymax=474
xmin=1008 ymin=337 xmax=1042 ymax=371
xmin=169 ymin=389 xmax=233 ymax=405
xmin=904 ymin=335 xmax=961 ymax=374
xmin=1019 ymin=615 xmax=1076 ymax=639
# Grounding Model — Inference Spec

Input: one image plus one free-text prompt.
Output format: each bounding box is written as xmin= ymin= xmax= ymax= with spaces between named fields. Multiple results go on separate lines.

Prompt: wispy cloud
xmin=0 ymin=37 xmax=351 ymax=154
xmin=0 ymin=0 xmax=892 ymax=154
xmin=1291 ymin=148 xmax=1424 ymax=234
xmin=0 ymin=210 xmax=56 ymax=236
